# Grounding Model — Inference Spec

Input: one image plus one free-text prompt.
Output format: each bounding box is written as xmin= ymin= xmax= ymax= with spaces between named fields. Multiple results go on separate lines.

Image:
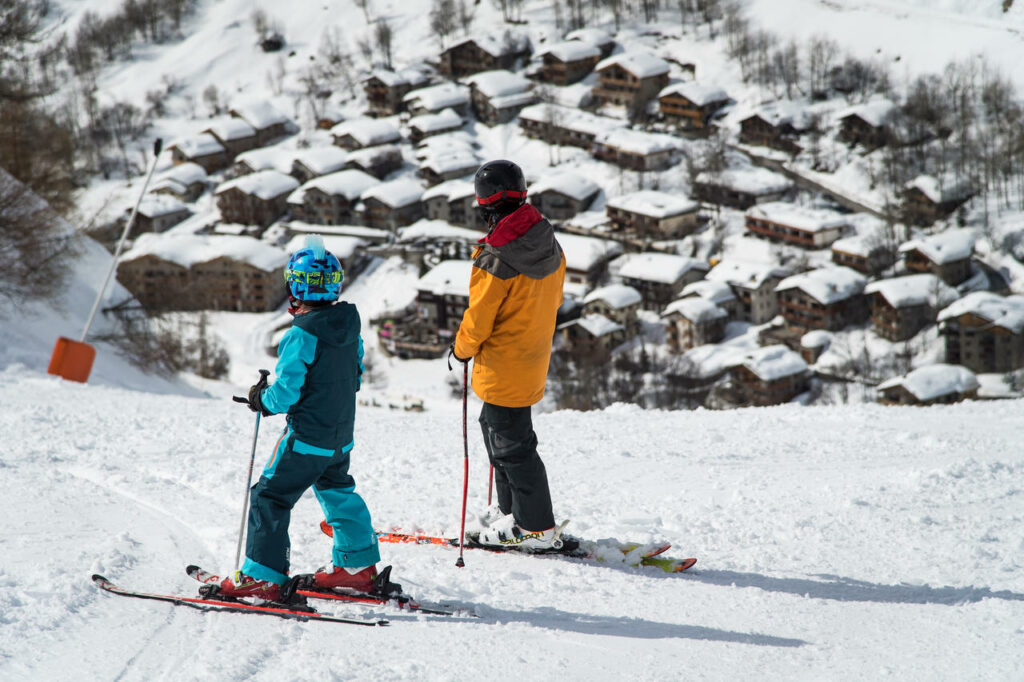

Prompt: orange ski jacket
xmin=454 ymin=203 xmax=566 ymax=407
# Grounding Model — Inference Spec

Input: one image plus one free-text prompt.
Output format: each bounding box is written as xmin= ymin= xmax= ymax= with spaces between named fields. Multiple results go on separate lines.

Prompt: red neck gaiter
xmin=481 ymin=203 xmax=543 ymax=247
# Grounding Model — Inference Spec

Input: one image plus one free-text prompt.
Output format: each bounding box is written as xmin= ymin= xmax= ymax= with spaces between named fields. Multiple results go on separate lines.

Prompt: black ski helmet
xmin=474 ymin=160 xmax=527 ymax=208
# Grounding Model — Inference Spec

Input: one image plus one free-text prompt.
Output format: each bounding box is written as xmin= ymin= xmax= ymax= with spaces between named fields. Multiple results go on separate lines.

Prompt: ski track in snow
xmin=1 ymin=369 xmax=1022 ymax=680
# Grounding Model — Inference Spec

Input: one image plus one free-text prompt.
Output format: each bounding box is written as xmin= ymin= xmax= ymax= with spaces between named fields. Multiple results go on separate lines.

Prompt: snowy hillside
xmin=1 ymin=369 xmax=1022 ymax=680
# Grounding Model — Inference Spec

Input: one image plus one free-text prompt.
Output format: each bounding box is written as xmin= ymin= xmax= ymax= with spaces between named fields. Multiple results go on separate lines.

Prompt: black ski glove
xmin=247 ymin=382 xmax=272 ymax=417
xmin=448 ymin=343 xmax=470 ymax=369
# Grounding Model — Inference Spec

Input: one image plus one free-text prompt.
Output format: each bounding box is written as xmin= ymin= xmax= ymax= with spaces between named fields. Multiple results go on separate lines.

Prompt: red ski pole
xmin=487 ymin=466 xmax=493 ymax=506
xmin=456 ymin=361 xmax=469 ymax=567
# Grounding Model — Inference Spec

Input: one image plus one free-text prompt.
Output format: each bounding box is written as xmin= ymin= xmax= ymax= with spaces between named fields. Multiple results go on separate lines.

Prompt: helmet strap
xmin=287 ymin=296 xmax=303 ymax=315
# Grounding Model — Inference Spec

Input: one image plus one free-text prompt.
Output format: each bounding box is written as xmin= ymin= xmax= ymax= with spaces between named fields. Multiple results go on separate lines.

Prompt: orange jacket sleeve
xmin=454 ymin=267 xmax=511 ymax=359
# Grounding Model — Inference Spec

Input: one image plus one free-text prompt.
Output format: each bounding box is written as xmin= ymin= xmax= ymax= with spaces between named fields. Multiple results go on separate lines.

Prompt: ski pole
xmin=456 ymin=361 xmax=469 ymax=568
xmin=232 ymin=369 xmax=270 ymax=573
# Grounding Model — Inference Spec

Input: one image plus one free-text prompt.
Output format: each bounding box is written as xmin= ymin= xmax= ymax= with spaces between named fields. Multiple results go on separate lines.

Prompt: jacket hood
xmin=480 ymin=204 xmax=563 ymax=280
xmin=292 ymin=302 xmax=358 ymax=347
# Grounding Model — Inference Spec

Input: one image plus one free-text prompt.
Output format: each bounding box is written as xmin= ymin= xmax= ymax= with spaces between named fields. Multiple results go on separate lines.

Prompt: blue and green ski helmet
xmin=284 ymin=234 xmax=343 ymax=301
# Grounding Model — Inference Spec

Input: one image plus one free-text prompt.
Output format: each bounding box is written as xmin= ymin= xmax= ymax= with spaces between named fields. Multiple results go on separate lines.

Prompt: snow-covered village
xmin=2 ymin=1 xmax=1024 ymax=680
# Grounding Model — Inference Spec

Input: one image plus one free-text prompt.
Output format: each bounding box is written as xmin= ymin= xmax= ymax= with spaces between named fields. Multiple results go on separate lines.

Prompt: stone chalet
xmin=902 ymin=175 xmax=974 ymax=227
xmin=533 ymin=41 xmax=601 ymax=85
xmin=557 ymin=314 xmax=626 ymax=360
xmin=831 ymin=232 xmax=893 ymax=276
xmin=877 ymin=364 xmax=979 ymax=406
xmin=837 ymin=99 xmax=896 ymax=149
xmin=422 ymin=179 xmax=484 ymax=230
xmin=592 ymin=128 xmax=682 ymax=171
xmin=228 ymin=101 xmax=291 ymax=146
xmin=116 ymin=233 xmax=288 ymax=312
xmin=150 ymin=162 xmax=208 ymax=203
xmin=215 ymin=170 xmax=299 ymax=229
xmin=518 ymin=103 xmax=623 ymax=150
xmin=606 ymin=190 xmax=699 ymax=240
xmin=290 ymin=147 xmax=351 ymax=184
xmin=408 ymin=108 xmax=463 ymax=144
xmin=730 ymin=345 xmax=811 ymax=406
xmin=694 ymin=167 xmax=794 ymax=210
xmin=564 ymin=28 xmax=615 ymax=58
xmin=439 ymin=31 xmax=532 ymax=78
xmin=359 ymin=179 xmax=424 ymax=231
xmin=202 ymin=117 xmax=258 ymax=159
xmin=403 ymin=82 xmax=472 ymax=117
xmin=168 ymin=133 xmax=229 ymax=173
xmin=528 ymin=172 xmax=601 ymax=221
xmin=899 ymin=228 xmax=976 ymax=286
xmin=662 ymin=297 xmax=727 ymax=352
xmin=363 ymin=68 xmax=431 ymax=116
xmin=466 ymin=70 xmax=535 ymax=126
xmin=864 ymin=274 xmax=958 ymax=342
xmin=705 ymin=260 xmax=790 ymax=324
xmin=592 ymin=51 xmax=670 ymax=111
xmin=613 ymin=252 xmax=709 ymax=311
xmin=557 ymin=233 xmax=624 ymax=297
xmin=775 ymin=266 xmax=868 ymax=332
xmin=134 ymin=195 xmax=191 ymax=234
xmin=287 ymin=169 xmax=378 ymax=226
xmin=745 ymin=202 xmax=851 ymax=249
xmin=739 ymin=102 xmax=812 ymax=155
xmin=658 ymin=82 xmax=729 ymax=133
xmin=330 ymin=118 xmax=401 ymax=151
xmin=582 ymin=284 xmax=643 ymax=335
xmin=680 ymin=279 xmax=741 ymax=321
xmin=937 ymin=291 xmax=1024 ymax=373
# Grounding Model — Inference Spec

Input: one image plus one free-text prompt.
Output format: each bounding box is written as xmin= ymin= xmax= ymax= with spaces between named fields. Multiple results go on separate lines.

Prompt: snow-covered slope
xmin=1 ymin=367 xmax=1021 ymax=680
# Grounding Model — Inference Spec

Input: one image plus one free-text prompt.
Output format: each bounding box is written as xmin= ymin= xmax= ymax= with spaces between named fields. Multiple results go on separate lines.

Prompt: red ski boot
xmin=217 ymin=572 xmax=282 ymax=603
xmin=311 ymin=564 xmax=378 ymax=594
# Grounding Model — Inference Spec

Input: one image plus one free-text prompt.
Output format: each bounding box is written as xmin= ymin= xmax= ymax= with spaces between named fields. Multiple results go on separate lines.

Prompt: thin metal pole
xmin=80 ymin=138 xmax=163 ymax=342
xmin=456 ymin=362 xmax=469 ymax=568
xmin=234 ymin=411 xmax=261 ymax=573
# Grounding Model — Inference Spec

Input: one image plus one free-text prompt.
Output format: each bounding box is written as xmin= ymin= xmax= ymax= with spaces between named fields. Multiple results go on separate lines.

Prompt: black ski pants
xmin=479 ymin=402 xmax=555 ymax=532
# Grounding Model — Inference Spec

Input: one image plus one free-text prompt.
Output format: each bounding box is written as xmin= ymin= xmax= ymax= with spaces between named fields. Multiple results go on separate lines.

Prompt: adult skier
xmin=218 ymin=235 xmax=383 ymax=602
xmin=451 ymin=159 xmax=567 ymax=550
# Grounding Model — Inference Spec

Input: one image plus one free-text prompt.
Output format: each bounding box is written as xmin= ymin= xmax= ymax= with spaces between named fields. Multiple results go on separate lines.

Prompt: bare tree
xmin=457 ymin=0 xmax=475 ymax=35
xmin=355 ymin=0 xmax=373 ymax=23
xmin=374 ymin=18 xmax=394 ymax=69
xmin=430 ymin=0 xmax=457 ymax=49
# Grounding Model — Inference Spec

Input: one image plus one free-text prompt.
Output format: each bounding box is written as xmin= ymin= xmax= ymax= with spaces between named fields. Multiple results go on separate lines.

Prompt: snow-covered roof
xmin=403 ymin=82 xmax=470 ymax=112
xmin=584 ymin=283 xmax=642 ymax=309
xmin=284 ymin=234 xmax=365 ymax=261
xmin=292 ymin=146 xmax=350 ymax=175
xmin=564 ymin=27 xmax=612 ymax=47
xmin=776 ymin=266 xmax=867 ymax=305
xmin=831 ymin=233 xmax=885 ymax=258
xmin=743 ymin=100 xmax=812 ymax=130
xmin=121 ymin=232 xmax=288 ymax=271
xmin=137 ymin=194 xmax=189 ymax=219
xmin=658 ymin=81 xmax=729 ymax=106
xmin=286 ymin=221 xmax=392 ymax=242
xmin=801 ymin=329 xmax=833 ymax=349
xmin=681 ymin=279 xmax=737 ymax=305
xmin=421 ymin=178 xmax=476 ymax=202
xmin=539 ymin=40 xmax=601 ymax=63
xmin=839 ymin=98 xmax=896 ymax=127
xmin=905 ymin=175 xmax=973 ymax=204
xmin=569 ymin=313 xmax=624 ymax=338
xmin=899 ymin=228 xmax=976 ymax=264
xmin=157 ymin=162 xmax=207 ymax=186
xmin=215 ymin=170 xmax=299 ymax=200
xmin=417 ymin=259 xmax=473 ymax=297
xmin=234 ymin=146 xmax=294 ymax=173
xmin=937 ymin=291 xmax=1024 ymax=333
xmin=330 ymin=118 xmax=401 ymax=147
xmin=170 ymin=133 xmax=224 ymax=158
xmin=529 ymin=172 xmax=600 ymax=202
xmin=490 ymin=90 xmax=537 ymax=110
xmin=596 ymin=51 xmax=669 ymax=79
xmin=346 ymin=144 xmax=401 ymax=168
xmin=398 ymin=220 xmax=483 ymax=243
xmin=594 ymin=128 xmax=682 ymax=155
xmin=747 ymin=202 xmax=851 ymax=233
xmin=465 ymin=70 xmax=532 ymax=98
xmin=695 ymin=167 xmax=793 ymax=195
xmin=230 ymin=100 xmax=290 ymax=130
xmin=606 ymin=190 xmax=697 ymax=218
xmin=419 ymin=148 xmax=480 ymax=175
xmin=518 ymin=103 xmax=624 ymax=137
xmin=864 ymin=274 xmax=958 ymax=309
xmin=740 ymin=345 xmax=809 ymax=382
xmin=662 ymin=297 xmax=727 ymax=322
xmin=878 ymin=364 xmax=979 ymax=402
xmin=706 ymin=260 xmax=789 ymax=290
xmin=203 ymin=117 xmax=256 ymax=141
xmin=614 ymin=252 xmax=707 ymax=284
xmin=448 ymin=28 xmax=530 ymax=58
xmin=365 ymin=67 xmax=430 ymax=88
xmin=361 ymin=178 xmax=423 ymax=208
xmin=409 ymin=108 xmax=463 ymax=134
xmin=288 ymin=169 xmax=379 ymax=204
xmin=556 ymin=232 xmax=623 ymax=271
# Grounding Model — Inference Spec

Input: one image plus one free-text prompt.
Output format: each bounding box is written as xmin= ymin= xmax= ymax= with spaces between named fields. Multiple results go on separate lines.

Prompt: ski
xmin=91 ymin=574 xmax=387 ymax=626
xmin=186 ymin=565 xmax=471 ymax=618
xmin=320 ymin=522 xmax=695 ymax=572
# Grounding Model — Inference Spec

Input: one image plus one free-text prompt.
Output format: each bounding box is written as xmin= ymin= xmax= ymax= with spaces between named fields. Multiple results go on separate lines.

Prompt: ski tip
xmin=185 ymin=565 xmax=200 ymax=575
xmin=91 ymin=574 xmax=108 ymax=583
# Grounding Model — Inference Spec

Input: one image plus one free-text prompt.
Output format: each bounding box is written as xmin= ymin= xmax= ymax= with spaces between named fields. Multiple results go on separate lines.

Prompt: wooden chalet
xmin=775 ymin=266 xmax=868 ymax=332
xmin=422 ymin=179 xmax=484 ymax=230
xmin=517 ymin=103 xmax=623 ymax=150
xmin=592 ymin=52 xmax=670 ymax=111
xmin=417 ymin=150 xmax=480 ymax=187
xmin=582 ymin=284 xmax=642 ymax=335
xmin=739 ymin=102 xmax=811 ymax=155
xmin=134 ymin=195 xmax=191 ymax=234
xmin=403 ymin=82 xmax=471 ymax=117
xmin=362 ymin=68 xmax=430 ymax=116
xmin=528 ymin=173 xmax=600 ymax=221
xmin=466 ymin=70 xmax=535 ymax=126
xmin=557 ymin=233 xmax=624 ymax=295
xmin=345 ymin=145 xmax=403 ymax=180
xmin=359 ymin=179 xmax=425 ymax=231
xmin=290 ymin=147 xmax=350 ymax=184
xmin=605 ymin=190 xmax=699 ymax=240
xmin=592 ymin=129 xmax=681 ymax=171
xmin=533 ymin=41 xmax=601 ymax=85
xmin=287 ymin=169 xmax=378 ymax=226
xmin=838 ymin=99 xmax=896 ymax=149
xmin=658 ymin=82 xmax=729 ymax=133
xmin=902 ymin=175 xmax=974 ymax=226
xmin=705 ymin=260 xmax=789 ymax=324
xmin=564 ymin=28 xmax=614 ymax=58
xmin=202 ymin=118 xmax=258 ymax=159
xmin=330 ymin=118 xmax=401 ymax=151
xmin=557 ymin=314 xmax=626 ymax=361
xmin=228 ymin=101 xmax=291 ymax=146
xmin=694 ymin=167 xmax=793 ymax=210
xmin=408 ymin=109 xmax=463 ymax=145
xmin=730 ymin=346 xmax=810 ymax=407
xmin=662 ymin=298 xmax=727 ymax=352
xmin=214 ymin=170 xmax=299 ymax=228
xmin=745 ymin=202 xmax=850 ymax=249
xmin=864 ymin=274 xmax=958 ymax=342
xmin=899 ymin=229 xmax=975 ymax=286
xmin=831 ymin=233 xmax=893 ymax=276
xmin=439 ymin=32 xmax=531 ymax=77
xmin=614 ymin=252 xmax=709 ymax=311
xmin=937 ymin=291 xmax=1024 ymax=373
xmin=168 ymin=134 xmax=229 ymax=173
xmin=150 ymin=162 xmax=208 ymax=202
xmin=877 ymin=364 xmax=978 ymax=406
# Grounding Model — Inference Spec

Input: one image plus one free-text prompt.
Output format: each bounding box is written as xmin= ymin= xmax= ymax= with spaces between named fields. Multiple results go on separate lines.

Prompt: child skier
xmin=218 ymin=235 xmax=382 ymax=602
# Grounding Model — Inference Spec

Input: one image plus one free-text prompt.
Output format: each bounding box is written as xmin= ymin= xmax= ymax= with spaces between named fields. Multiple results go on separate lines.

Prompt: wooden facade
xmin=440 ymin=37 xmax=531 ymax=77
